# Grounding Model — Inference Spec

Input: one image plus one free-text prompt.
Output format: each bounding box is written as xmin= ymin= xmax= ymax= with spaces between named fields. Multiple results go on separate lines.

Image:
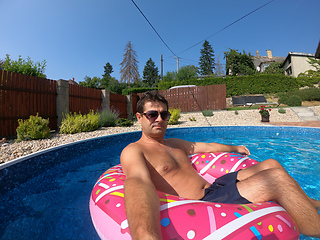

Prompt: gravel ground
xmin=1 ymin=106 xmax=318 ymax=165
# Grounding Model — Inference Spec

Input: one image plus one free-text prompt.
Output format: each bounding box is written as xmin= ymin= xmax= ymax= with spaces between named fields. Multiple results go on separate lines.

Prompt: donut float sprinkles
xmin=90 ymin=152 xmax=299 ymax=239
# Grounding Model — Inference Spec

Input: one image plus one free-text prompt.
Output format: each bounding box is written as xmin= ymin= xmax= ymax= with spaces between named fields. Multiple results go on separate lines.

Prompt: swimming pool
xmin=0 ymin=126 xmax=319 ymax=240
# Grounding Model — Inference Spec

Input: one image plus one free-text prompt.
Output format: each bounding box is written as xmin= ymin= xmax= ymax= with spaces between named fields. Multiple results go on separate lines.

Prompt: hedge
xmin=158 ymin=74 xmax=302 ymax=97
xmin=122 ymin=87 xmax=157 ymax=95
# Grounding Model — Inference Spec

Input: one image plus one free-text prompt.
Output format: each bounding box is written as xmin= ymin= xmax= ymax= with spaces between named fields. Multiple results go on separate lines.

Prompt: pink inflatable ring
xmin=90 ymin=152 xmax=299 ymax=239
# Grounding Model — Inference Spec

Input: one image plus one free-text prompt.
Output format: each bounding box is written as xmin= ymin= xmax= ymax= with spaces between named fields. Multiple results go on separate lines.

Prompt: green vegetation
xmin=122 ymin=87 xmax=157 ymax=95
xmin=224 ymin=49 xmax=256 ymax=76
xmin=2 ymin=54 xmax=46 ymax=78
xmin=278 ymin=108 xmax=286 ymax=114
xmin=99 ymin=108 xmax=120 ymax=127
xmin=60 ymin=111 xmax=100 ymax=134
xmin=202 ymin=109 xmax=213 ymax=117
xmin=286 ymin=95 xmax=302 ymax=107
xmin=264 ymin=62 xmax=284 ymax=75
xmin=16 ymin=114 xmax=51 ymax=142
xmin=158 ymin=74 xmax=302 ymax=97
xmin=277 ymin=88 xmax=320 ymax=106
xmin=168 ymin=108 xmax=181 ymax=125
xmin=189 ymin=116 xmax=197 ymax=121
xmin=115 ymin=118 xmax=134 ymax=127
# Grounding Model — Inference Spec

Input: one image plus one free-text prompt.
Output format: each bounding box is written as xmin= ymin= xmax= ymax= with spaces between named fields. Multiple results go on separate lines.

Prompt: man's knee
xmin=261 ymin=158 xmax=283 ymax=170
xmin=264 ymin=168 xmax=291 ymax=185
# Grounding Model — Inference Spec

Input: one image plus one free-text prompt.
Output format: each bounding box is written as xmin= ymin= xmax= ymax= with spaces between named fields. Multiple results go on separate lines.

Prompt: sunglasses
xmin=141 ymin=110 xmax=171 ymax=121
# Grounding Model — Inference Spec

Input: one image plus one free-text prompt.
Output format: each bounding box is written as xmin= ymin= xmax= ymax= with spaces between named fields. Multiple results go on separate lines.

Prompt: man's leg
xmin=237 ymin=167 xmax=320 ymax=237
xmin=238 ymin=159 xmax=320 ymax=210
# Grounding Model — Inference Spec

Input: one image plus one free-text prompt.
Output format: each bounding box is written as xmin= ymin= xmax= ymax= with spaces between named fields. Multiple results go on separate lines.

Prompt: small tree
xmin=3 ymin=54 xmax=47 ymax=78
xmin=142 ymin=58 xmax=160 ymax=87
xmin=120 ymin=41 xmax=140 ymax=87
xmin=199 ymin=40 xmax=215 ymax=76
xmin=264 ymin=62 xmax=284 ymax=75
xmin=224 ymin=49 xmax=256 ymax=76
xmin=79 ymin=76 xmax=101 ymax=88
xmin=163 ymin=71 xmax=176 ymax=82
xmin=108 ymin=77 xmax=127 ymax=94
xmin=176 ymin=65 xmax=198 ymax=81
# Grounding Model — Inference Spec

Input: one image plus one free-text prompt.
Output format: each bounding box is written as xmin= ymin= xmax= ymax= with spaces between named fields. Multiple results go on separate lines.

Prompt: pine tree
xmin=142 ymin=58 xmax=160 ymax=87
xmin=101 ymin=62 xmax=114 ymax=89
xmin=103 ymin=62 xmax=113 ymax=78
xmin=120 ymin=41 xmax=140 ymax=87
xmin=199 ymin=40 xmax=215 ymax=76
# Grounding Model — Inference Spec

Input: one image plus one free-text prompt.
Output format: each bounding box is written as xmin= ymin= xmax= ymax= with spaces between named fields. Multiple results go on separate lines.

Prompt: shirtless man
xmin=121 ymin=91 xmax=320 ymax=240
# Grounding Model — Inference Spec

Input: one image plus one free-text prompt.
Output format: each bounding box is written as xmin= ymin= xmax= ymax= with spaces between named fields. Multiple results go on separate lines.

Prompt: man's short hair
xmin=137 ymin=91 xmax=169 ymax=113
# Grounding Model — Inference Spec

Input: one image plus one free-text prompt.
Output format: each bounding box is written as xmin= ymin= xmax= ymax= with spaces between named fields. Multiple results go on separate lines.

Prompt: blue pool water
xmin=0 ymin=126 xmax=319 ymax=240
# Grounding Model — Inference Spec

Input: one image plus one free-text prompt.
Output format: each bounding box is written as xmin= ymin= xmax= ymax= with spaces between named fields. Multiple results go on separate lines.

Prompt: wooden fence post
xmin=126 ymin=94 xmax=133 ymax=120
xmin=56 ymin=79 xmax=69 ymax=128
xmin=101 ymin=89 xmax=110 ymax=111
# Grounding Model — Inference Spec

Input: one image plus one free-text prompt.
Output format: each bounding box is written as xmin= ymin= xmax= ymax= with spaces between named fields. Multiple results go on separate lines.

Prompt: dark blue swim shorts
xmin=199 ymin=171 xmax=251 ymax=204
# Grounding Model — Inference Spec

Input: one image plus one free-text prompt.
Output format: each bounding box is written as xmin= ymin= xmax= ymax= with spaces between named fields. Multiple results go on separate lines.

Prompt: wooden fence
xmin=0 ymin=70 xmax=57 ymax=138
xmin=0 ymin=71 xmax=138 ymax=138
xmin=69 ymin=84 xmax=102 ymax=114
xmin=159 ymin=84 xmax=226 ymax=112
xmin=0 ymin=70 xmax=226 ymax=138
xmin=110 ymin=92 xmax=127 ymax=119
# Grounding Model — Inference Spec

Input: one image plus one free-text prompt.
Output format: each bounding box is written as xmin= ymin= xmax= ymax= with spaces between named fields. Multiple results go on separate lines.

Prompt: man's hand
xmin=236 ymin=146 xmax=250 ymax=156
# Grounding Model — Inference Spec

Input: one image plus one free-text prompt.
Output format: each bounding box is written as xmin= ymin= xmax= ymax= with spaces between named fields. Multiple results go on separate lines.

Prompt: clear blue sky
xmin=1 ymin=0 xmax=319 ymax=83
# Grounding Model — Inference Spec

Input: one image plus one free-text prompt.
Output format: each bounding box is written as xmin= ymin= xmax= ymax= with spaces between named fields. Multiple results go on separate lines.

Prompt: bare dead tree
xmin=120 ymin=41 xmax=140 ymax=87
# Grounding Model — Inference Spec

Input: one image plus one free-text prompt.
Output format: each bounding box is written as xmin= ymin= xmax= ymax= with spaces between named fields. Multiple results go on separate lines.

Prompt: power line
xmin=130 ymin=0 xmax=177 ymax=57
xmin=179 ymin=57 xmax=198 ymax=64
xmin=178 ymin=0 xmax=275 ymax=55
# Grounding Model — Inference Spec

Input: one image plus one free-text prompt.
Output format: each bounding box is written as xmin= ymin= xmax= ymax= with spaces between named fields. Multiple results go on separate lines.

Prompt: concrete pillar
xmin=126 ymin=94 xmax=133 ymax=120
xmin=56 ymin=79 xmax=69 ymax=128
xmin=101 ymin=89 xmax=110 ymax=111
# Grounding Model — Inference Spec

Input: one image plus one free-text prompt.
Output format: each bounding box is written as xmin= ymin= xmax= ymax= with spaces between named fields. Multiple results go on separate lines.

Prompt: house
xmin=315 ymin=41 xmax=320 ymax=58
xmin=252 ymin=50 xmax=285 ymax=73
xmin=68 ymin=78 xmax=78 ymax=85
xmin=281 ymin=52 xmax=316 ymax=77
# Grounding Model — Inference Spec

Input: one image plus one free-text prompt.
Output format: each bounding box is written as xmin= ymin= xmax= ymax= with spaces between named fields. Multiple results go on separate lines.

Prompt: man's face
xmin=137 ymin=101 xmax=170 ymax=136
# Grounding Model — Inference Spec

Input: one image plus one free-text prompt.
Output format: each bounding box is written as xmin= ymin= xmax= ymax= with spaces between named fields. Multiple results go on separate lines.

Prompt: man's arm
xmin=172 ymin=139 xmax=250 ymax=156
xmin=121 ymin=145 xmax=162 ymax=240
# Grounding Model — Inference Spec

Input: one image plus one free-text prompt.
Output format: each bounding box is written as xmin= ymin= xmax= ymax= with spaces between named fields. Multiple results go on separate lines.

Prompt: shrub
xmin=278 ymin=108 xmax=286 ymax=114
xmin=168 ymin=108 xmax=181 ymax=125
xmin=60 ymin=110 xmax=100 ymax=134
xmin=277 ymin=92 xmax=289 ymax=105
xmin=116 ymin=118 xmax=134 ymax=127
xmin=3 ymin=54 xmax=47 ymax=78
xmin=189 ymin=116 xmax=196 ymax=121
xmin=291 ymin=88 xmax=320 ymax=101
xmin=286 ymin=95 xmax=302 ymax=106
xmin=99 ymin=108 xmax=120 ymax=127
xmin=235 ymin=110 xmax=239 ymax=115
xmin=202 ymin=109 xmax=213 ymax=117
xmin=16 ymin=113 xmax=50 ymax=142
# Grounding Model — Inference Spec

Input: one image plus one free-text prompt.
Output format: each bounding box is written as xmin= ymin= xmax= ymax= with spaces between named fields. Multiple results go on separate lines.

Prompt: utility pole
xmin=161 ymin=55 xmax=163 ymax=81
xmin=173 ymin=56 xmax=179 ymax=72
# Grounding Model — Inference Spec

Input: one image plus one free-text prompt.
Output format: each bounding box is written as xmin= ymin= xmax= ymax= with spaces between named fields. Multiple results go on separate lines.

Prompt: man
xmin=121 ymin=91 xmax=320 ymax=240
